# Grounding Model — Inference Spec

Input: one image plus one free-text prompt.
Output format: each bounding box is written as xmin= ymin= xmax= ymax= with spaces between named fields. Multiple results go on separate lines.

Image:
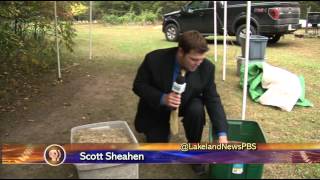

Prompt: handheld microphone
xmin=172 ymin=75 xmax=186 ymax=94
xmin=170 ymin=74 xmax=186 ymax=110
xmin=170 ymin=70 xmax=186 ymax=135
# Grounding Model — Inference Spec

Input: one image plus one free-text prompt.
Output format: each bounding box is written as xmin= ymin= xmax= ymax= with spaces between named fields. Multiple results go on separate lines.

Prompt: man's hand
xmin=218 ymin=135 xmax=228 ymax=144
xmin=164 ymin=92 xmax=181 ymax=109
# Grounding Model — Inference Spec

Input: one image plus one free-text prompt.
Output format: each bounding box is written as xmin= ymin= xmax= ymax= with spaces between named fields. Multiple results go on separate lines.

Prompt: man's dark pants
xmin=145 ymin=98 xmax=205 ymax=143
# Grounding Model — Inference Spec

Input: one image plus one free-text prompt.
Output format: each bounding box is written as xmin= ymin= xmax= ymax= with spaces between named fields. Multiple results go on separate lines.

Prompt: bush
xmin=122 ymin=11 xmax=136 ymax=24
xmin=135 ymin=11 xmax=158 ymax=25
xmin=0 ymin=2 xmax=76 ymax=105
xmin=103 ymin=14 xmax=123 ymax=25
xmin=0 ymin=2 xmax=76 ymax=70
xmin=102 ymin=9 xmax=160 ymax=25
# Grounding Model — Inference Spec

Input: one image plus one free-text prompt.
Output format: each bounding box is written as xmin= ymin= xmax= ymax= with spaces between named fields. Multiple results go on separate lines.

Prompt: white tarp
xmin=258 ymin=63 xmax=302 ymax=112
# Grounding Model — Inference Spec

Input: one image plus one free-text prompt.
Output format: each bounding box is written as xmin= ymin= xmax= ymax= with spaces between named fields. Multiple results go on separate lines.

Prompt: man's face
xmin=179 ymin=48 xmax=206 ymax=72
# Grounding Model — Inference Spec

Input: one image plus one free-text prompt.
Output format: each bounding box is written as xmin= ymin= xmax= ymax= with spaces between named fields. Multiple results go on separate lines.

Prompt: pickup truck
xmin=162 ymin=1 xmax=301 ymax=44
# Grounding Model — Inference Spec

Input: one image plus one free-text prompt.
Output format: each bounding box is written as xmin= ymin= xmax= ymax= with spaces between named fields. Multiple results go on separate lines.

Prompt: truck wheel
xmin=165 ymin=24 xmax=179 ymax=42
xmin=236 ymin=24 xmax=257 ymax=45
xmin=267 ymin=34 xmax=282 ymax=44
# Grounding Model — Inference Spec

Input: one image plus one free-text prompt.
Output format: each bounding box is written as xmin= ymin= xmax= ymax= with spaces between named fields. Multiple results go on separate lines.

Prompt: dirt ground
xmin=0 ymin=59 xmax=211 ymax=179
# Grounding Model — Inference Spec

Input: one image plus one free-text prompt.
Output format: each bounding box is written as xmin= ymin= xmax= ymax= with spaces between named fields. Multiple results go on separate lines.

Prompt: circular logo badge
xmin=44 ymin=144 xmax=66 ymax=166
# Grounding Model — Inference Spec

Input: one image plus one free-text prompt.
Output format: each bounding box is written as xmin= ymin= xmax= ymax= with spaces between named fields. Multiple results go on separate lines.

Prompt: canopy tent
xmin=54 ymin=1 xmax=252 ymax=120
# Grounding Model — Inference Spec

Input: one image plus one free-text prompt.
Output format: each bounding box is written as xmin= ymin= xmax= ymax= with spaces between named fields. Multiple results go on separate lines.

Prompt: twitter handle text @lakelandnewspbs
xmin=180 ymin=143 xmax=257 ymax=152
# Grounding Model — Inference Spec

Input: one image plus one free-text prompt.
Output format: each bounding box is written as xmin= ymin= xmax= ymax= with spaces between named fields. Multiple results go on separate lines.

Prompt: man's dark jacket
xmin=133 ymin=47 xmax=228 ymax=134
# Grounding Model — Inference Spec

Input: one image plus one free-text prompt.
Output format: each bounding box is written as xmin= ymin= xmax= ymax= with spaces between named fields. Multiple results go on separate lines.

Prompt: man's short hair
xmin=178 ymin=30 xmax=209 ymax=54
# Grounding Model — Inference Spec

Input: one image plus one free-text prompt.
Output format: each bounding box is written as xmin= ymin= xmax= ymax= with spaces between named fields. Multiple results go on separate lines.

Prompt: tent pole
xmin=54 ymin=1 xmax=61 ymax=80
xmin=222 ymin=1 xmax=227 ymax=81
xmin=214 ymin=1 xmax=218 ymax=62
xmin=89 ymin=1 xmax=93 ymax=60
xmin=241 ymin=1 xmax=251 ymax=120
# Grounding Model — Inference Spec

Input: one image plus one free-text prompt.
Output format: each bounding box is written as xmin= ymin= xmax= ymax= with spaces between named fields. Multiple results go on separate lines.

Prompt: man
xmin=133 ymin=31 xmax=228 ymax=175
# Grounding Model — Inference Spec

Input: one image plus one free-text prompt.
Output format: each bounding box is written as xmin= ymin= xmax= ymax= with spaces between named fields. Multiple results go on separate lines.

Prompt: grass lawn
xmin=68 ymin=24 xmax=320 ymax=179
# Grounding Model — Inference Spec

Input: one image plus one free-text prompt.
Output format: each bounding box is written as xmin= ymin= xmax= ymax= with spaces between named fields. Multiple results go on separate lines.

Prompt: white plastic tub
xmin=70 ymin=121 xmax=139 ymax=179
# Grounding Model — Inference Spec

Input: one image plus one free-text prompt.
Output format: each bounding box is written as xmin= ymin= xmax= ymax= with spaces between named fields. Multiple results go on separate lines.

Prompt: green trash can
xmin=209 ymin=120 xmax=267 ymax=179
